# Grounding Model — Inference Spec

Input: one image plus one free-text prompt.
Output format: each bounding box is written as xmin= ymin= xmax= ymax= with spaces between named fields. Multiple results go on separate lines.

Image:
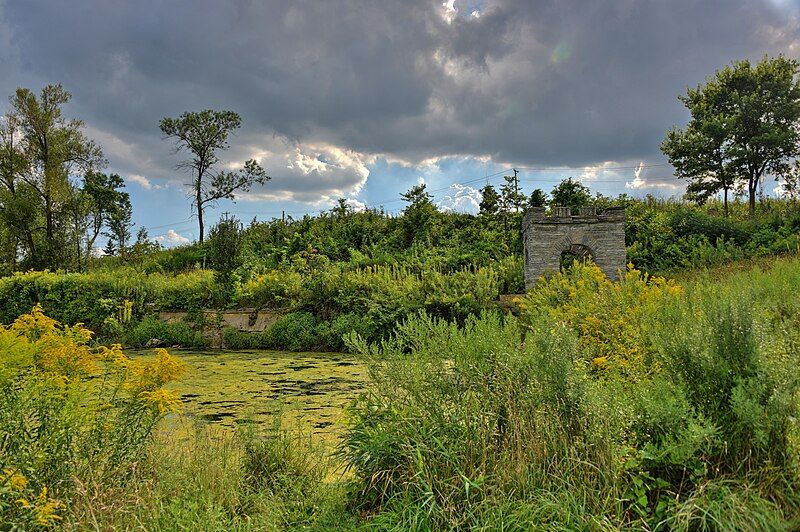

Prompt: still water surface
xmin=133 ymin=349 xmax=367 ymax=439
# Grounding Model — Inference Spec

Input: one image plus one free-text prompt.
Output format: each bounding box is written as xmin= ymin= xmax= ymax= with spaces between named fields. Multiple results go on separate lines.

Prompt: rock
xmin=144 ymin=338 xmax=164 ymax=348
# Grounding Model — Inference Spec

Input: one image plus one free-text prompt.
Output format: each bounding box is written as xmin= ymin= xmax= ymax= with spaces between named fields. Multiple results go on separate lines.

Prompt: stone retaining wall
xmin=159 ymin=308 xmax=285 ymax=332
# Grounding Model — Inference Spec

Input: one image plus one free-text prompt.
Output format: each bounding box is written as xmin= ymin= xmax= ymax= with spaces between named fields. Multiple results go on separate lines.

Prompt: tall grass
xmin=339 ymin=259 xmax=800 ymax=529
xmin=4 ymin=258 xmax=800 ymax=529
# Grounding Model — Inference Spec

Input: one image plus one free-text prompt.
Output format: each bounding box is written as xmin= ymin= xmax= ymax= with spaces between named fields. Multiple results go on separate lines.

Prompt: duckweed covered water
xmin=131 ymin=349 xmax=367 ymax=439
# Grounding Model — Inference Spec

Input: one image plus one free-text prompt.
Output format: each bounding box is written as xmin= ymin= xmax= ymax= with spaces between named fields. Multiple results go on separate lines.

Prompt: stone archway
xmin=521 ymin=206 xmax=626 ymax=288
xmin=560 ymin=243 xmax=594 ymax=270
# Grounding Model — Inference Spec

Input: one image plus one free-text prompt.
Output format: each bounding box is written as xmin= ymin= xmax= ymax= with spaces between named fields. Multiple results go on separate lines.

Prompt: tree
xmin=207 ymin=215 xmax=243 ymax=294
xmin=332 ymin=198 xmax=352 ymax=217
xmin=550 ymin=178 xmax=591 ymax=212
xmin=10 ymin=85 xmax=105 ymax=267
xmin=478 ymin=184 xmax=500 ymax=215
xmin=528 ymin=188 xmax=547 ymax=208
xmin=83 ymin=172 xmax=131 ymax=258
xmin=0 ymin=112 xmax=34 ymax=267
xmin=662 ymin=56 xmax=800 ymax=215
xmin=499 ymin=170 xmax=526 ymax=213
xmin=103 ymin=239 xmax=116 ymax=257
xmin=400 ymin=183 xmax=437 ymax=246
xmin=105 ymin=190 xmax=133 ymax=253
xmin=782 ymin=161 xmax=800 ymax=200
xmin=159 ymin=110 xmax=269 ymax=243
xmin=401 ymin=183 xmax=433 ymax=208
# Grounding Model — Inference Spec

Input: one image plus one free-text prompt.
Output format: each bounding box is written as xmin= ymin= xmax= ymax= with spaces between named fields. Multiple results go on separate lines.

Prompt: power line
xmin=514 ymin=163 xmax=671 ymax=172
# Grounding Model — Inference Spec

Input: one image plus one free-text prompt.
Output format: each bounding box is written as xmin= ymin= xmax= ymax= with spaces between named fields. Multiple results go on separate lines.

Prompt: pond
xmin=132 ymin=349 xmax=368 ymax=440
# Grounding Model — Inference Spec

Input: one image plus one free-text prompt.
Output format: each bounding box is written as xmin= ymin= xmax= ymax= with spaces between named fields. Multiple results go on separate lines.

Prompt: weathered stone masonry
xmin=521 ymin=206 xmax=626 ymax=288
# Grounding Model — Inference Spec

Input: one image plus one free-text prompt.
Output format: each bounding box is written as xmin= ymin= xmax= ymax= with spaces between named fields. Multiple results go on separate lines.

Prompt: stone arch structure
xmin=521 ymin=206 xmax=626 ymax=288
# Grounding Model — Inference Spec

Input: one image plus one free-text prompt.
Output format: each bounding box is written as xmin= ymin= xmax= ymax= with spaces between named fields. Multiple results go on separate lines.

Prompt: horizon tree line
xmin=0 ymin=55 xmax=798 ymax=271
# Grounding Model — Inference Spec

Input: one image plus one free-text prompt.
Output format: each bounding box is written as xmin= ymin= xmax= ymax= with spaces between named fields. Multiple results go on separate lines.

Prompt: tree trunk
xmin=748 ymin=182 xmax=757 ymax=216
xmin=723 ymin=187 xmax=729 ymax=217
xmin=197 ymin=202 xmax=205 ymax=244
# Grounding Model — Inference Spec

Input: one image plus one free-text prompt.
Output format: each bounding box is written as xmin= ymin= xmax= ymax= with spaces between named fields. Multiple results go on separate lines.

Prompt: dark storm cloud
xmin=1 ymin=0 xmax=798 ymax=196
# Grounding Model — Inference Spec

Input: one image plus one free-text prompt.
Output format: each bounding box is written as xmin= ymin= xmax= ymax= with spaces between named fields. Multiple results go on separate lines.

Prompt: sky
xmin=1 ymin=0 xmax=799 ymax=245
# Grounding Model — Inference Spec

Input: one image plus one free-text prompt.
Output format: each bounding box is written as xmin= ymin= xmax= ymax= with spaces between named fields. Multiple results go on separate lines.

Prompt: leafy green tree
xmin=106 ymin=190 xmax=133 ymax=254
xmin=207 ymin=215 xmax=244 ymax=293
xmin=550 ymin=178 xmax=591 ymax=213
xmin=5 ymin=85 xmax=105 ymax=268
xmin=103 ymin=238 xmax=116 ymax=257
xmin=400 ymin=183 xmax=437 ymax=246
xmin=528 ymin=188 xmax=547 ymax=208
xmin=159 ymin=110 xmax=270 ymax=243
xmin=478 ymin=184 xmax=500 ymax=216
xmin=83 ymin=172 xmax=131 ymax=257
xmin=499 ymin=171 xmax=526 ymax=213
xmin=663 ymin=56 xmax=800 ymax=215
xmin=332 ymin=198 xmax=352 ymax=217
xmin=782 ymin=161 xmax=800 ymax=200
xmin=0 ymin=113 xmax=34 ymax=268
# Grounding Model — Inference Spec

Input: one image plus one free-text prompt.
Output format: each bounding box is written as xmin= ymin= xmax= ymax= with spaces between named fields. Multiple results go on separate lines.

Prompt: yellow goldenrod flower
xmin=139 ymin=388 xmax=183 ymax=414
xmin=17 ymin=487 xmax=62 ymax=526
xmin=2 ymin=468 xmax=27 ymax=491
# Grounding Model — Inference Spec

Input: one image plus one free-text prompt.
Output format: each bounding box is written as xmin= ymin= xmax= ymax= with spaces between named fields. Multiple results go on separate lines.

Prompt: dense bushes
xmin=223 ymin=311 xmax=377 ymax=352
xmin=3 ymin=259 xmax=800 ymax=528
xmin=126 ymin=316 xmax=209 ymax=349
xmin=1 ymin=197 xmax=799 ymax=353
xmin=0 ymin=269 xmax=220 ymax=337
xmin=339 ymin=260 xmax=800 ymax=528
xmin=0 ymin=307 xmax=183 ymax=528
xmin=624 ymin=199 xmax=800 ymax=272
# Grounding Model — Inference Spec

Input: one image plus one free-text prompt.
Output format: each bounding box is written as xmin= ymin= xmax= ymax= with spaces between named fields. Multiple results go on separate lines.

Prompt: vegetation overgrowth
xmin=1 ymin=194 xmax=799 ymax=351
xmin=3 ymin=257 xmax=800 ymax=529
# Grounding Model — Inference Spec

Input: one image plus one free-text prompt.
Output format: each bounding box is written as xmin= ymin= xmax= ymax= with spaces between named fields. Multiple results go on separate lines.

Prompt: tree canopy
xmin=662 ymin=56 xmax=800 ymax=215
xmin=159 ymin=110 xmax=270 ymax=242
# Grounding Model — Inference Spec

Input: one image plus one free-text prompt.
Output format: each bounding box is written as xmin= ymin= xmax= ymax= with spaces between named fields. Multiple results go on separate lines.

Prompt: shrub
xmin=221 ymin=326 xmax=258 ymax=349
xmin=0 ymin=306 xmax=183 ymax=529
xmin=268 ymin=312 xmax=319 ymax=351
xmin=316 ymin=313 xmax=377 ymax=351
xmin=340 ymin=311 xmax=612 ymax=527
xmin=237 ymin=269 xmax=303 ymax=309
xmin=340 ymin=259 xmax=800 ymax=528
xmin=127 ymin=316 xmax=209 ymax=349
xmin=241 ymin=429 xmax=325 ymax=495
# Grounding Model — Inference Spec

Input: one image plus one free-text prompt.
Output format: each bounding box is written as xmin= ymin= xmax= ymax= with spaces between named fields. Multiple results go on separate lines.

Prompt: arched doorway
xmin=560 ymin=243 xmax=594 ymax=271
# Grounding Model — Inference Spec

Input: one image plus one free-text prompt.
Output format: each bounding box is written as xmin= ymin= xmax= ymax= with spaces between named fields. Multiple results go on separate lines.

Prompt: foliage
xmin=0 ymin=267 xmax=217 ymax=321
xmin=549 ymin=177 xmax=592 ymax=212
xmin=0 ymin=84 xmax=107 ymax=271
xmin=0 ymin=306 xmax=183 ymax=529
xmin=663 ymin=55 xmax=800 ymax=214
xmin=127 ymin=316 xmax=209 ymax=349
xmin=159 ymin=109 xmax=269 ymax=243
xmin=339 ymin=258 xmax=800 ymax=528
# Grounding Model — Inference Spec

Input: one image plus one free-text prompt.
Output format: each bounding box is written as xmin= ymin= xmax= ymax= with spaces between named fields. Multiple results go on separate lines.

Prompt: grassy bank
xmin=4 ymin=256 xmax=800 ymax=529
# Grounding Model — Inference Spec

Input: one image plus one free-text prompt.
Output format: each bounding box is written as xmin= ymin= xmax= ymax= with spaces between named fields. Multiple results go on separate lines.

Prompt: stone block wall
xmin=521 ymin=206 xmax=626 ymax=288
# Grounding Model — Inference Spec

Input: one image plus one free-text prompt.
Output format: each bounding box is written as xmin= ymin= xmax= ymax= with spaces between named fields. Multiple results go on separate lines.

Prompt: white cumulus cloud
xmin=155 ymin=229 xmax=191 ymax=247
xmin=235 ymin=137 xmax=371 ymax=205
xmin=437 ymin=182 xmax=482 ymax=213
xmin=127 ymin=174 xmax=165 ymax=190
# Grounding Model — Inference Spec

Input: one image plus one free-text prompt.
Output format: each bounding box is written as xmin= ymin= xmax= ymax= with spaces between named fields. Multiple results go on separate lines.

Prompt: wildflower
xmin=140 ymin=388 xmax=183 ymax=414
xmin=17 ymin=487 xmax=62 ymax=526
xmin=1 ymin=468 xmax=27 ymax=491
xmin=97 ymin=343 xmax=127 ymax=364
xmin=126 ymin=348 xmax=184 ymax=395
